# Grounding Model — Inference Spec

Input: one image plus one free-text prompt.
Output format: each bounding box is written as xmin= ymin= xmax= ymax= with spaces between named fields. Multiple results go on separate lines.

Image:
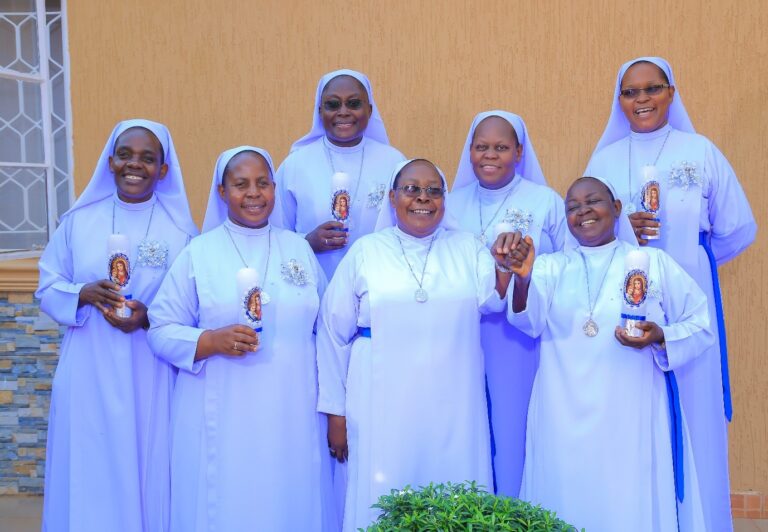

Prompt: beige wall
xmin=67 ymin=0 xmax=767 ymax=491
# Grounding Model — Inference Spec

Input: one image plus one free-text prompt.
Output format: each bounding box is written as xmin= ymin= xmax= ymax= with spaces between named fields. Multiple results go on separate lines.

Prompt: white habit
xmin=447 ymin=176 xmax=564 ymax=496
xmin=509 ymin=239 xmax=711 ymax=532
xmin=148 ymin=220 xmax=335 ymax=531
xmin=317 ymin=226 xmax=503 ymax=531
xmin=37 ymin=194 xmax=192 ymax=532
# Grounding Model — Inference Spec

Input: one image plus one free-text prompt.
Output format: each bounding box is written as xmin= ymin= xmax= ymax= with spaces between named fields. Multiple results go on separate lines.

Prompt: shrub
xmin=365 ymin=481 xmax=581 ymax=531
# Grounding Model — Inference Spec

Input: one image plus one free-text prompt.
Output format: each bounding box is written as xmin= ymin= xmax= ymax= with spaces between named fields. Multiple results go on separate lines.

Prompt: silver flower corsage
xmin=501 ymin=208 xmax=534 ymax=235
xmin=137 ymin=239 xmax=169 ymax=268
xmin=281 ymin=259 xmax=311 ymax=286
xmin=367 ymin=183 xmax=387 ymax=209
xmin=668 ymin=161 xmax=701 ymax=190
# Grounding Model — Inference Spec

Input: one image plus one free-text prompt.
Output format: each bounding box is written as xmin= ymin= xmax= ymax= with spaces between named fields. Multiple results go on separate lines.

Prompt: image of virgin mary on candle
xmin=623 ymin=270 xmax=648 ymax=307
xmin=244 ymin=287 xmax=262 ymax=323
xmin=641 ymin=181 xmax=660 ymax=213
xmin=108 ymin=253 xmax=131 ymax=288
xmin=331 ymin=190 xmax=350 ymax=222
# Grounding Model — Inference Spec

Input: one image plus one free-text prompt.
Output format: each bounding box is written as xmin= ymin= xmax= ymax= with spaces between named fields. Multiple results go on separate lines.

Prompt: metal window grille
xmin=0 ymin=0 xmax=73 ymax=260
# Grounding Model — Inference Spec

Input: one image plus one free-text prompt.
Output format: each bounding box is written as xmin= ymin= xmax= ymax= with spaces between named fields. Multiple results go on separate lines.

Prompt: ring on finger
xmin=234 ymin=341 xmax=239 ymax=351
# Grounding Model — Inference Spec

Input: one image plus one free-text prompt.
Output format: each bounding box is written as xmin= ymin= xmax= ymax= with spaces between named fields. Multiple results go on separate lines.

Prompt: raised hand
xmin=492 ymin=232 xmax=535 ymax=279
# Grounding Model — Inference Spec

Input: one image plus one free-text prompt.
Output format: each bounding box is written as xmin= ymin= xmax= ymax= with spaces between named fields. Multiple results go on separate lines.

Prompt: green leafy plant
xmin=364 ymin=481 xmax=582 ymax=531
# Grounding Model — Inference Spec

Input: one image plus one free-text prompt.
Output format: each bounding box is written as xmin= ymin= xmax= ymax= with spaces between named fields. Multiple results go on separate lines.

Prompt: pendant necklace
xmin=224 ymin=224 xmax=272 ymax=304
xmin=626 ymin=129 xmax=671 ymax=214
xmin=477 ymin=180 xmax=516 ymax=245
xmin=395 ymin=233 xmax=436 ymax=303
xmin=325 ymin=140 xmax=366 ymax=228
xmin=577 ymin=245 xmax=618 ymax=337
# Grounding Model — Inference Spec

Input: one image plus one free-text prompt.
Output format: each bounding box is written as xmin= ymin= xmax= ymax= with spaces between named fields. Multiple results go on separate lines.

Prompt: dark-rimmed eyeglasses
xmin=321 ymin=98 xmax=365 ymax=111
xmin=394 ymin=185 xmax=445 ymax=199
xmin=619 ymin=84 xmax=670 ymax=99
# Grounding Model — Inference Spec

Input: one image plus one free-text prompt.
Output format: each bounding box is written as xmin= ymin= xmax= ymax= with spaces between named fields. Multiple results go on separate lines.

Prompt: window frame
xmin=0 ymin=0 xmax=74 ymax=261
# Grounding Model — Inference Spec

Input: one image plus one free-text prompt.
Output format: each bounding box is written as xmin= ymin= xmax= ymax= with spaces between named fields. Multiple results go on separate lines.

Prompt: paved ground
xmin=1 ymin=496 xmax=766 ymax=531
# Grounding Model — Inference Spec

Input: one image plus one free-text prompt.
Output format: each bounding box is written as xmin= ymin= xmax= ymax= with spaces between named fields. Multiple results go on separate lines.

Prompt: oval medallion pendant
xmin=414 ymin=288 xmax=428 ymax=303
xmin=583 ymin=318 xmax=599 ymax=337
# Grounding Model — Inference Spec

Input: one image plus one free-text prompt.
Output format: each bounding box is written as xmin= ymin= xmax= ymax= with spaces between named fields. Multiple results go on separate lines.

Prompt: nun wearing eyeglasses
xmin=508 ymin=175 xmax=711 ymax=532
xmin=274 ymin=68 xmax=406 ymax=280
xmin=447 ymin=111 xmax=565 ymax=497
xmin=36 ymin=119 xmax=197 ymax=532
xmin=584 ymin=56 xmax=756 ymax=531
xmin=147 ymin=147 xmax=335 ymax=531
xmin=317 ymin=158 xmax=519 ymax=531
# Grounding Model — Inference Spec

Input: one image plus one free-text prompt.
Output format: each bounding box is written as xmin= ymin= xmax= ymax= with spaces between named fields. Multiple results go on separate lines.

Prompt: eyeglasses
xmin=619 ymin=84 xmax=670 ymax=99
xmin=321 ymin=98 xmax=365 ymax=111
xmin=394 ymin=185 xmax=445 ymax=199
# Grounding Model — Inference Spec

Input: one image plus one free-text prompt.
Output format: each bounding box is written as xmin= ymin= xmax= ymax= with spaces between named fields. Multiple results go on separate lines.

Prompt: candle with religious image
xmin=236 ymin=267 xmax=262 ymax=349
xmin=331 ymin=171 xmax=352 ymax=231
xmin=621 ymin=249 xmax=650 ymax=337
xmin=107 ymin=234 xmax=132 ymax=318
xmin=639 ymin=165 xmax=661 ymax=240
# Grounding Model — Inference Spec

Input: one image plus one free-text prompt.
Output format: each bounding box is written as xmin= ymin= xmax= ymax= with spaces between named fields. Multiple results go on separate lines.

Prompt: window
xmin=0 ymin=0 xmax=73 ymax=260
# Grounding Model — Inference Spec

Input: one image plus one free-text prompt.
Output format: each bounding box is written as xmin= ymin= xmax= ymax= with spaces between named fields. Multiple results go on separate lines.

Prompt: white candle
xmin=108 ymin=234 xmax=132 ymax=317
xmin=641 ymin=165 xmax=659 ymax=182
xmin=236 ymin=267 xmax=259 ymax=297
xmin=622 ymin=250 xmax=650 ymax=337
xmin=107 ymin=234 xmax=130 ymax=254
xmin=640 ymin=166 xmax=661 ymax=240
xmin=331 ymin=172 xmax=351 ymax=191
xmin=494 ymin=222 xmax=515 ymax=240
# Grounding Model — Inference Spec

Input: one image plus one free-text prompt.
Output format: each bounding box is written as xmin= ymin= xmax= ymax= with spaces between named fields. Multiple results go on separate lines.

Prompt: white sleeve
xmin=35 ymin=215 xmax=90 ymax=327
xmin=147 ymin=246 xmax=207 ymax=374
xmin=476 ymin=239 xmax=505 ymax=314
xmin=652 ymin=250 xmax=714 ymax=371
xmin=506 ymin=253 xmax=558 ymax=339
xmin=316 ymin=246 xmax=362 ymax=416
xmin=704 ymin=141 xmax=756 ymax=266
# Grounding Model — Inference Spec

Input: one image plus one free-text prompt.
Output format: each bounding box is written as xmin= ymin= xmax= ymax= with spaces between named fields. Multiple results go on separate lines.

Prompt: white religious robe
xmin=509 ymin=239 xmax=711 ymax=532
xmin=275 ymin=136 xmax=405 ymax=279
xmin=37 ymin=194 xmax=192 ymax=532
xmin=586 ymin=124 xmax=756 ymax=531
xmin=447 ymin=176 xmax=565 ymax=497
xmin=147 ymin=220 xmax=335 ymax=532
xmin=317 ymin=226 xmax=503 ymax=532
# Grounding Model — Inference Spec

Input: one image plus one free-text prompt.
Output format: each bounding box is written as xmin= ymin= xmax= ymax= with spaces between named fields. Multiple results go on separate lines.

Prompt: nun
xmin=274 ymin=68 xmax=406 ymax=279
xmin=36 ymin=119 xmax=198 ymax=531
xmin=147 ymin=147 xmax=335 ymax=531
xmin=508 ymin=176 xmax=711 ymax=532
xmin=447 ymin=110 xmax=565 ymax=496
xmin=584 ymin=56 xmax=756 ymax=531
xmin=317 ymin=158 xmax=518 ymax=531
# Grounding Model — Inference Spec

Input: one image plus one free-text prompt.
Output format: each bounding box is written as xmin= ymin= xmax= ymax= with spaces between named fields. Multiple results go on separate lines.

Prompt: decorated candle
xmin=236 ymin=267 xmax=263 ymax=338
xmin=331 ymin=171 xmax=352 ymax=230
xmin=107 ymin=234 xmax=132 ymax=318
xmin=640 ymin=165 xmax=661 ymax=240
xmin=494 ymin=222 xmax=515 ymax=241
xmin=621 ymin=249 xmax=650 ymax=337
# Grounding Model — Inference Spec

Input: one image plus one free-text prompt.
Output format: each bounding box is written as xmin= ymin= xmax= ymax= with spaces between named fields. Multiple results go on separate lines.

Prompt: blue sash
xmin=698 ymin=231 xmax=732 ymax=421
xmin=357 ymin=327 xmax=372 ymax=338
xmin=665 ymin=370 xmax=684 ymax=502
xmin=484 ymin=377 xmax=497 ymax=493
